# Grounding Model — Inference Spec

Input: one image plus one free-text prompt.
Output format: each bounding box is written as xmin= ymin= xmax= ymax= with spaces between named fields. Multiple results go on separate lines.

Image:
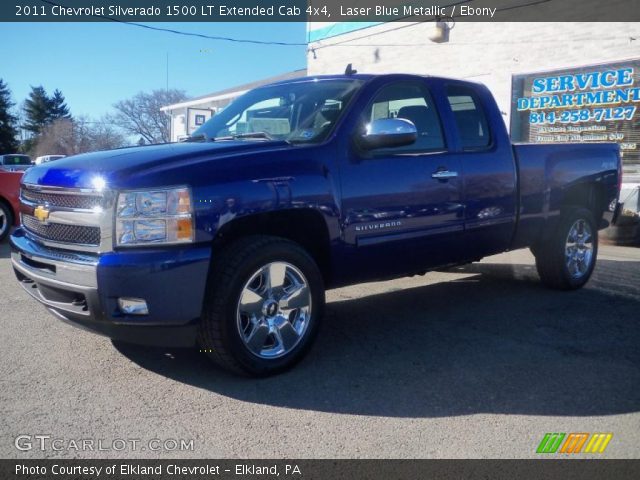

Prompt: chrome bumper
xmin=10 ymin=228 xmax=201 ymax=347
xmin=11 ymin=232 xmax=99 ymax=318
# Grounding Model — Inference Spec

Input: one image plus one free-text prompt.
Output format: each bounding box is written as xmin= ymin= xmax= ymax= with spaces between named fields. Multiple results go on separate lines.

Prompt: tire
xmin=0 ymin=201 xmax=13 ymax=242
xmin=198 ymin=235 xmax=325 ymax=376
xmin=534 ymin=207 xmax=598 ymax=290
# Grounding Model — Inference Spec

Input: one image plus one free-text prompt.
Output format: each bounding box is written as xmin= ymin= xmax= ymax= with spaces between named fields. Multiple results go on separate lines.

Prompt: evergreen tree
xmin=0 ymin=79 xmax=19 ymax=153
xmin=23 ymin=86 xmax=51 ymax=135
xmin=49 ymin=89 xmax=71 ymax=120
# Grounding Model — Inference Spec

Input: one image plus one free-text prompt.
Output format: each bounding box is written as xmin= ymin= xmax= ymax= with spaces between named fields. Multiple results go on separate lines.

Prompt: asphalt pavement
xmin=1 ymin=240 xmax=639 ymax=458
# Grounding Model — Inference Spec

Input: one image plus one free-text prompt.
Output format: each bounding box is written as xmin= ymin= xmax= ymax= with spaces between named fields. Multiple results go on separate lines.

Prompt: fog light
xmin=118 ymin=297 xmax=149 ymax=315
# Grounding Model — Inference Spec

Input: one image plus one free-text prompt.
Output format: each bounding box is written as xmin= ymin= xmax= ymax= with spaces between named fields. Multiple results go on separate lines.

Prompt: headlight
xmin=115 ymin=187 xmax=194 ymax=246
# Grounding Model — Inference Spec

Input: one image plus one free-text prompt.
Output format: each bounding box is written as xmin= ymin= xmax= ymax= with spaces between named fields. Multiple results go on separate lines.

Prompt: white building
xmin=307 ymin=22 xmax=640 ymax=177
xmin=161 ymin=68 xmax=307 ymax=142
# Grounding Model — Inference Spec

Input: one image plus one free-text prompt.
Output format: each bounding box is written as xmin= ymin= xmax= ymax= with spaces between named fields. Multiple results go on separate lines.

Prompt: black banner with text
xmin=2 ymin=459 xmax=640 ymax=480
xmin=4 ymin=0 xmax=640 ymax=22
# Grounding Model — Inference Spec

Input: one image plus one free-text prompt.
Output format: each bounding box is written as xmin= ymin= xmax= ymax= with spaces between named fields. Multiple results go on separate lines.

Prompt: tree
xmin=0 ymin=79 xmax=19 ymax=153
xmin=23 ymin=86 xmax=72 ymax=136
xmin=33 ymin=117 xmax=127 ymax=157
xmin=23 ymin=86 xmax=51 ymax=136
xmin=111 ymin=89 xmax=187 ymax=144
xmin=84 ymin=118 xmax=127 ymax=152
xmin=49 ymin=89 xmax=71 ymax=120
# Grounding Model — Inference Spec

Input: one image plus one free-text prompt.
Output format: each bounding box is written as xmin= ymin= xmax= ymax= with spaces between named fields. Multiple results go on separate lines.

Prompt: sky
xmin=0 ymin=22 xmax=308 ymax=119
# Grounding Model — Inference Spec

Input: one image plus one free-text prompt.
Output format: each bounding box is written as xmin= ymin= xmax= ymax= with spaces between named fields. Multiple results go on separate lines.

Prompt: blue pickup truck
xmin=11 ymin=73 xmax=621 ymax=376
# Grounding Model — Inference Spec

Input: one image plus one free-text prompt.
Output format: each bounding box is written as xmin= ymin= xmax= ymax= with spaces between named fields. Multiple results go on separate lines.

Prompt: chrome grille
xmin=21 ymin=188 xmax=102 ymax=210
xmin=22 ymin=215 xmax=101 ymax=246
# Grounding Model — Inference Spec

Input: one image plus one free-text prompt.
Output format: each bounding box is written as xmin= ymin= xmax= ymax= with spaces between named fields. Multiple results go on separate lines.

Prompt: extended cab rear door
xmin=441 ymin=81 xmax=518 ymax=258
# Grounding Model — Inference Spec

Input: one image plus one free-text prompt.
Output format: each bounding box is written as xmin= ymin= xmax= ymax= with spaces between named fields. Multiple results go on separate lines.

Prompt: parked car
xmin=0 ymin=169 xmax=23 ymax=241
xmin=0 ymin=154 xmax=32 ymax=172
xmin=35 ymin=155 xmax=66 ymax=165
xmin=10 ymin=73 xmax=621 ymax=376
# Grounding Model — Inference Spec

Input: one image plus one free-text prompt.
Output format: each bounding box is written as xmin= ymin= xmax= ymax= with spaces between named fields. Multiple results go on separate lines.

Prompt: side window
xmin=365 ymin=82 xmax=445 ymax=153
xmin=446 ymin=85 xmax=491 ymax=150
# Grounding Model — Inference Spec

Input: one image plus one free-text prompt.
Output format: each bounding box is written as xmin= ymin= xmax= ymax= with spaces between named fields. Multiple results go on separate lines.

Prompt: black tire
xmin=534 ymin=207 xmax=598 ymax=290
xmin=0 ymin=201 xmax=13 ymax=242
xmin=198 ymin=235 xmax=325 ymax=376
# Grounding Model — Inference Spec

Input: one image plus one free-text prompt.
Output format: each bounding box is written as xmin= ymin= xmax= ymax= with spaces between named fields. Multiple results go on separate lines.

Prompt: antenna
xmin=344 ymin=63 xmax=358 ymax=75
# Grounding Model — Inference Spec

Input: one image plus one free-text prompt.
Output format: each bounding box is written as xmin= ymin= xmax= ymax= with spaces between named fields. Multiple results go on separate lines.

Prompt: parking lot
xmin=1 ymin=240 xmax=639 ymax=459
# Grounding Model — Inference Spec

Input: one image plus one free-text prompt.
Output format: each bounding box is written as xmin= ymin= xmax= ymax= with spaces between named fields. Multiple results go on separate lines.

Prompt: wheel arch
xmin=561 ymin=181 xmax=605 ymax=224
xmin=212 ymin=208 xmax=333 ymax=285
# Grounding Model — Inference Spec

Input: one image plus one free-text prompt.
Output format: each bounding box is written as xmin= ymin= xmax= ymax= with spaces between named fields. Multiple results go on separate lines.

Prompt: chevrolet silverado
xmin=11 ymin=73 xmax=621 ymax=375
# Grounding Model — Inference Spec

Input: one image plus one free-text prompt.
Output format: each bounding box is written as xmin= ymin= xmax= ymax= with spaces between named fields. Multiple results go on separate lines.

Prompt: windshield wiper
xmin=233 ymin=131 xmax=274 ymax=140
xmin=214 ymin=131 xmax=276 ymax=141
xmin=182 ymin=133 xmax=210 ymax=142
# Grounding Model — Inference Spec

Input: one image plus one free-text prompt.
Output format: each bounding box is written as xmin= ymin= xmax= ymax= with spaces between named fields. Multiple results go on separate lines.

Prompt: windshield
xmin=2 ymin=155 xmax=31 ymax=166
xmin=192 ymin=79 xmax=364 ymax=144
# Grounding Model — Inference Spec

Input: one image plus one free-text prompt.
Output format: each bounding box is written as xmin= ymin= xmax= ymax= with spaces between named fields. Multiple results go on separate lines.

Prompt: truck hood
xmin=21 ymin=140 xmax=292 ymax=189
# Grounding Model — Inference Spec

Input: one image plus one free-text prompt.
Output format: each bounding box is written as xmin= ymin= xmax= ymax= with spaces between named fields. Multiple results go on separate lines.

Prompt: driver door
xmin=338 ymin=80 xmax=465 ymax=281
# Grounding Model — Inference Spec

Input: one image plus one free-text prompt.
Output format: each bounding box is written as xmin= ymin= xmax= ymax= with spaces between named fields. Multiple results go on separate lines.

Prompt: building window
xmin=511 ymin=59 xmax=640 ymax=171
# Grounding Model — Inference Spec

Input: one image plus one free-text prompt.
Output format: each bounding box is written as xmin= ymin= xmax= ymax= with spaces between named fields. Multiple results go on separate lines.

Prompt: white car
xmin=35 ymin=155 xmax=65 ymax=165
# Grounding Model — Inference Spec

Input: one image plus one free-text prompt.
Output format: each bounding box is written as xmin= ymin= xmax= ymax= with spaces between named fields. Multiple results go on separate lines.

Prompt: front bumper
xmin=10 ymin=228 xmax=211 ymax=347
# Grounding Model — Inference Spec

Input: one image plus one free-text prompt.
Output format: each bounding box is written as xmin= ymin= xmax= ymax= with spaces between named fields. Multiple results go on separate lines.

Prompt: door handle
xmin=431 ymin=170 xmax=458 ymax=180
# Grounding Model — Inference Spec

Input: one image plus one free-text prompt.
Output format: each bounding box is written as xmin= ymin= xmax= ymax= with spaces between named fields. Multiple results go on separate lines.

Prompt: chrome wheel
xmin=236 ymin=261 xmax=312 ymax=359
xmin=565 ymin=218 xmax=594 ymax=279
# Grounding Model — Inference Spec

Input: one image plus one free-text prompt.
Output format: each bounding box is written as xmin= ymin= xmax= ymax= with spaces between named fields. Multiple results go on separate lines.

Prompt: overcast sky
xmin=1 ymin=22 xmax=307 ymax=119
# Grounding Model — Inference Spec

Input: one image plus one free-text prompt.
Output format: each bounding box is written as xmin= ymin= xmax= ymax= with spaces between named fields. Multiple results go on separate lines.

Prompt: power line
xmin=112 ymin=21 xmax=307 ymax=46
xmin=38 ymin=0 xmax=625 ymax=53
xmin=38 ymin=0 xmax=307 ymax=46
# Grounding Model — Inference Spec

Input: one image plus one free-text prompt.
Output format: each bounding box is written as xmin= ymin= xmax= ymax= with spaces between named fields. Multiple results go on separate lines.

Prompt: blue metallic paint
xmin=12 ymin=73 xmax=621 ymax=345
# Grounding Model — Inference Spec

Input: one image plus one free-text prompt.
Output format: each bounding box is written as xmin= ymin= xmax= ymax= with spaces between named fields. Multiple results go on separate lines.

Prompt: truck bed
xmin=511 ymin=142 xmax=620 ymax=250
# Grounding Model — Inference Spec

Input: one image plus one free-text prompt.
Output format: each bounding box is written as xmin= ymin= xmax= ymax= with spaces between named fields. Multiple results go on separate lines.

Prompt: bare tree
xmin=33 ymin=118 xmax=72 ymax=156
xmin=33 ymin=117 xmax=127 ymax=157
xmin=110 ymin=89 xmax=187 ymax=144
xmin=85 ymin=119 xmax=128 ymax=152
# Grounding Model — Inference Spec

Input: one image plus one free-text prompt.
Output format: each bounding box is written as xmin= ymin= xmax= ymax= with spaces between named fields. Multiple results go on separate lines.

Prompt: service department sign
xmin=511 ymin=59 xmax=640 ymax=168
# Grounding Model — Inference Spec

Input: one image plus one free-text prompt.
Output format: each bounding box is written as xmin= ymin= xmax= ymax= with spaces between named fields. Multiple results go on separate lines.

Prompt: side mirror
xmin=359 ymin=118 xmax=417 ymax=150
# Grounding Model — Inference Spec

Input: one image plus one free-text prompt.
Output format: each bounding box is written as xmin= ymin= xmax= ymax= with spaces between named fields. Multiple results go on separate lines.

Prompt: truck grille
xmin=21 ymin=188 xmax=102 ymax=210
xmin=20 ymin=183 xmax=112 ymax=252
xmin=22 ymin=215 xmax=101 ymax=246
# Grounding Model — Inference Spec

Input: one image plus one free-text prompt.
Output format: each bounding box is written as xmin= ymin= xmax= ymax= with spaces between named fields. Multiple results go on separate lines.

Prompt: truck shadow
xmin=0 ymin=239 xmax=10 ymax=259
xmin=115 ymin=258 xmax=640 ymax=418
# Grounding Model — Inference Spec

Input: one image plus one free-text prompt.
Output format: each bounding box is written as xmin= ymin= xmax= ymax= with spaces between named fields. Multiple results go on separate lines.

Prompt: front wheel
xmin=534 ymin=208 xmax=598 ymax=290
xmin=198 ymin=236 xmax=325 ymax=376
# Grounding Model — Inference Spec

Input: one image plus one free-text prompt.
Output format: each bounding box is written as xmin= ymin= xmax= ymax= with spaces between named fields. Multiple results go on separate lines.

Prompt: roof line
xmin=161 ymin=68 xmax=307 ymax=111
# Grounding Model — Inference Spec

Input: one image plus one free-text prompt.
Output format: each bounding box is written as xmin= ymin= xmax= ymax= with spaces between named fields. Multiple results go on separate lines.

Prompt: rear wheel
xmin=534 ymin=208 xmax=598 ymax=290
xmin=198 ymin=236 xmax=325 ymax=376
xmin=0 ymin=202 xmax=13 ymax=241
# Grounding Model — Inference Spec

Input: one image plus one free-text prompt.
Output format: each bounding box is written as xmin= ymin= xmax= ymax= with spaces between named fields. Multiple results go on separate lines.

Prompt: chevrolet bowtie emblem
xmin=33 ymin=205 xmax=50 ymax=223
